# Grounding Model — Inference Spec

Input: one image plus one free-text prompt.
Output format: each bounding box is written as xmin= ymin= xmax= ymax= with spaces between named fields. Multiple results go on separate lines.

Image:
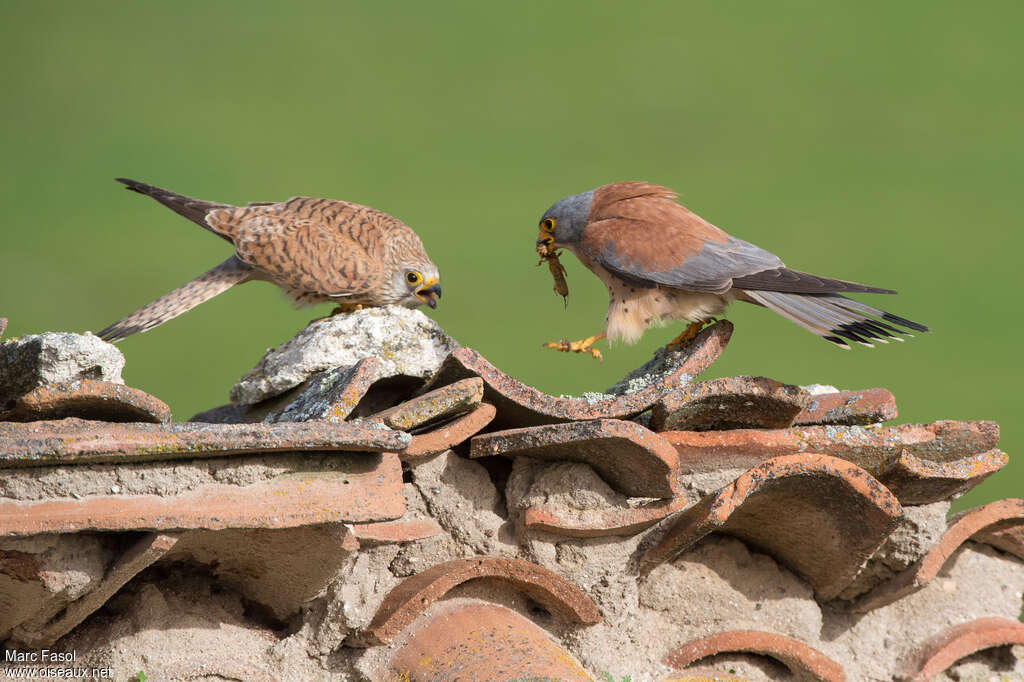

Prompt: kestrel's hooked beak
xmin=536 ymin=233 xmax=555 ymax=255
xmin=415 ymin=278 xmax=442 ymax=309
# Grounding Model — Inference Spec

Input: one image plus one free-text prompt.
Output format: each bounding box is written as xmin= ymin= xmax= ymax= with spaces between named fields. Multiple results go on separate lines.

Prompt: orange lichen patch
xmin=0 ymin=417 xmax=410 ymax=467
xmin=0 ymin=380 xmax=172 ymax=424
xmin=904 ymin=617 xmax=1024 ymax=682
xmin=13 ymin=533 xmax=179 ymax=648
xmin=363 ymin=557 xmax=601 ymax=645
xmin=663 ymin=630 xmax=845 ymax=682
xmin=382 ymin=600 xmax=594 ymax=681
xmin=0 ymin=453 xmax=404 ymax=536
xmin=662 ymin=420 xmax=999 ymax=473
xmin=642 ymin=454 xmax=901 ymax=599
xmin=650 ymin=376 xmax=808 ymax=431
xmin=523 ymin=495 xmax=691 ymax=537
xmin=400 ymin=402 xmax=496 ymax=460
xmin=365 ymin=377 xmax=483 ymax=431
xmin=793 ymin=388 xmax=897 ymax=426
xmin=853 ymin=498 xmax=1024 ymax=612
xmin=424 ymin=321 xmax=732 ymax=429
xmin=470 ymin=419 xmax=680 ymax=498
xmin=349 ymin=518 xmax=443 ymax=545
xmin=874 ymin=448 xmax=1007 ymax=505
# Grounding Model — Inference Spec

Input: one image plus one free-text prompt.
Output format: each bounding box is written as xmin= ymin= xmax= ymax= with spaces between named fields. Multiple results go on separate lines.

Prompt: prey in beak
xmin=536 ymin=233 xmax=555 ymax=256
xmin=416 ymin=278 xmax=442 ymax=309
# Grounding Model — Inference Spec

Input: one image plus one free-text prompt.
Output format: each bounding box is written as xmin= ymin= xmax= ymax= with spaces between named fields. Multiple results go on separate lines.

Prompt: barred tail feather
xmin=97 ymin=257 xmax=251 ymax=343
xmin=742 ymin=290 xmax=929 ymax=349
xmin=115 ymin=178 xmax=232 ymax=239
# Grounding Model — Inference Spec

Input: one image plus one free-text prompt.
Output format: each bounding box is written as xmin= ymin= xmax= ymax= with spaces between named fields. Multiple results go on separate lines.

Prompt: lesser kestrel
xmin=98 ymin=179 xmax=441 ymax=342
xmin=536 ymin=181 xmax=927 ymax=359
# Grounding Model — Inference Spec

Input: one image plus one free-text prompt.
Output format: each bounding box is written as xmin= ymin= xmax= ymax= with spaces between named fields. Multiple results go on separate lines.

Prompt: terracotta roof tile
xmin=363 ymin=556 xmax=601 ymax=645
xmin=904 ymin=617 xmax=1024 ymax=682
xmin=0 ymin=452 xmax=405 ymax=535
xmin=349 ymin=518 xmax=443 ymax=545
xmin=364 ymin=377 xmax=483 ymax=431
xmin=400 ymin=402 xmax=496 ymax=460
xmin=0 ymin=418 xmax=410 ymax=467
xmin=12 ymin=533 xmax=179 ymax=648
xmin=642 ymin=454 xmax=901 ymax=599
xmin=383 ymin=600 xmax=595 ymax=681
xmin=874 ymin=448 xmax=1007 ymax=505
xmin=650 ymin=376 xmax=808 ymax=432
xmin=264 ymin=357 xmax=380 ymax=423
xmin=853 ymin=498 xmax=1024 ymax=611
xmin=0 ymin=380 xmax=171 ymax=424
xmin=425 ymin=321 xmax=732 ymax=429
xmin=974 ymin=522 xmax=1024 ymax=561
xmin=663 ymin=420 xmax=999 ymax=474
xmin=523 ymin=495 xmax=691 ymax=538
xmin=470 ymin=419 xmax=680 ymax=498
xmin=793 ymin=388 xmax=897 ymax=426
xmin=664 ymin=630 xmax=846 ymax=681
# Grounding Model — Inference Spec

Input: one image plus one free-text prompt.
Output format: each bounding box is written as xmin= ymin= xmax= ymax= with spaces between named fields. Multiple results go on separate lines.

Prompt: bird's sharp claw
xmin=542 ymin=334 xmax=605 ymax=361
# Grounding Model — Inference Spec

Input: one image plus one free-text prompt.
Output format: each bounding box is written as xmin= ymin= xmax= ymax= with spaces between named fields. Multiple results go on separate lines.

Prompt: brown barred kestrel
xmin=536 ymin=181 xmax=927 ymax=359
xmin=98 ymin=179 xmax=441 ymax=342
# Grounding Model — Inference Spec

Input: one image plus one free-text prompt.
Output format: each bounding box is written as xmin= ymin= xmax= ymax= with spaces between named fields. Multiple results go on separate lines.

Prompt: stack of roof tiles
xmin=0 ymin=313 xmax=1021 ymax=681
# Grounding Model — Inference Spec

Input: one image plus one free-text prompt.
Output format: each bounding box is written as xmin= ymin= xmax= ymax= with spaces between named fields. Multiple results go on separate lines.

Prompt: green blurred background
xmin=1 ymin=2 xmax=1018 ymax=511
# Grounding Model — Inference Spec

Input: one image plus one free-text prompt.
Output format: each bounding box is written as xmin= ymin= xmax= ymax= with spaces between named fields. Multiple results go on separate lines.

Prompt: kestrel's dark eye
xmin=541 ymin=218 xmax=556 ymax=233
xmin=406 ymin=271 xmax=422 ymax=285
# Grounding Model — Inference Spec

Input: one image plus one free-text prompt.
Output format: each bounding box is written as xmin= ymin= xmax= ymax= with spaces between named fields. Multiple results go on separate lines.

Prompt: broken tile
xmin=364 ymin=377 xmax=483 ymax=431
xmin=362 ymin=556 xmax=602 ymax=645
xmin=0 ymin=380 xmax=172 ymax=424
xmin=663 ymin=421 xmax=1000 ymax=474
xmin=13 ymin=533 xmax=179 ymax=647
xmin=426 ymin=320 xmax=732 ymax=429
xmin=793 ymin=388 xmax=897 ymax=426
xmin=264 ymin=357 xmax=380 ymax=423
xmin=523 ymin=496 xmax=691 ymax=537
xmin=852 ymin=498 xmax=1024 ymax=612
xmin=382 ymin=600 xmax=594 ymax=681
xmin=663 ymin=630 xmax=846 ymax=682
xmin=642 ymin=454 xmax=902 ymax=600
xmin=470 ymin=419 xmax=680 ymax=498
xmin=649 ymin=376 xmax=808 ymax=431
xmin=349 ymin=518 xmax=443 ymax=545
xmin=0 ymin=453 xmax=405 ymax=535
xmin=975 ymin=524 xmax=1024 ymax=561
xmin=0 ymin=418 xmax=410 ymax=467
xmin=904 ymin=617 xmax=1024 ymax=682
xmin=874 ymin=449 xmax=1008 ymax=505
xmin=165 ymin=525 xmax=358 ymax=620
xmin=400 ymin=402 xmax=496 ymax=460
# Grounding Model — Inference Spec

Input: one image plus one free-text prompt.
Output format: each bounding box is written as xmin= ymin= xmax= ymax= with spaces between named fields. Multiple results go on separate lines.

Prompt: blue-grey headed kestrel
xmin=535 ymin=181 xmax=927 ymax=359
xmin=98 ymin=179 xmax=441 ymax=342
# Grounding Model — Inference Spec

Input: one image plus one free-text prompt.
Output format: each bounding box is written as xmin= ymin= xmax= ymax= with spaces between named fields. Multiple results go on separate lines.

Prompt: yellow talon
xmin=666 ymin=318 xmax=717 ymax=352
xmin=543 ymin=333 xmax=605 ymax=361
xmin=331 ymin=303 xmax=365 ymax=315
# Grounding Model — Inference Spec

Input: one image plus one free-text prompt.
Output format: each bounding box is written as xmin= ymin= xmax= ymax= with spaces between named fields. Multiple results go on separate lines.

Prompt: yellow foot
xmin=666 ymin=318 xmax=717 ymax=352
xmin=331 ymin=303 xmax=365 ymax=315
xmin=543 ymin=333 xmax=606 ymax=361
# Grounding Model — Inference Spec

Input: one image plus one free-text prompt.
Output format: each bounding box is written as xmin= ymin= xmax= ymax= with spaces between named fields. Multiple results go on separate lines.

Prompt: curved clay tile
xmin=793 ymin=388 xmax=897 ymax=426
xmin=264 ymin=357 xmax=380 ymax=423
xmin=363 ymin=557 xmax=601 ymax=645
xmin=424 ymin=321 xmax=732 ymax=429
xmin=905 ymin=617 xmax=1024 ymax=682
xmin=0 ymin=418 xmax=409 ymax=467
xmin=401 ymin=402 xmax=496 ymax=460
xmin=382 ymin=600 xmax=594 ymax=682
xmin=642 ymin=454 xmax=901 ymax=600
xmin=663 ymin=420 xmax=999 ymax=474
xmin=470 ymin=419 xmax=680 ymax=498
xmin=0 ymin=380 xmax=171 ymax=424
xmin=874 ymin=448 xmax=1007 ymax=505
xmin=853 ymin=498 xmax=1024 ymax=612
xmin=524 ymin=495 xmax=691 ymax=538
xmin=649 ymin=376 xmax=809 ymax=431
xmin=364 ymin=377 xmax=483 ymax=431
xmin=663 ymin=630 xmax=845 ymax=682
